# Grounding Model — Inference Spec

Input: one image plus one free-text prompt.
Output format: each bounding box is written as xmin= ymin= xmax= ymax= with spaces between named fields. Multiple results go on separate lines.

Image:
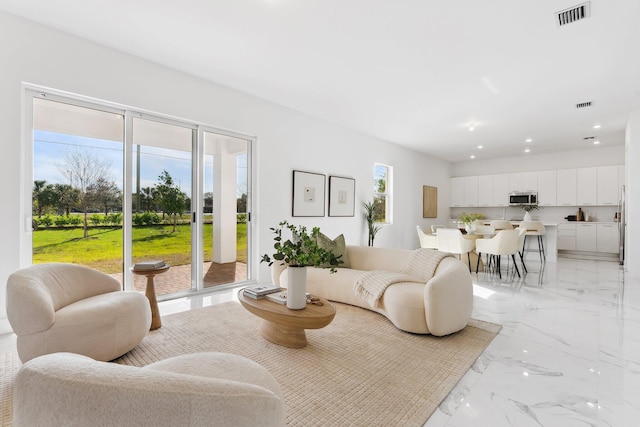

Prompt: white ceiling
xmin=2 ymin=0 xmax=640 ymax=162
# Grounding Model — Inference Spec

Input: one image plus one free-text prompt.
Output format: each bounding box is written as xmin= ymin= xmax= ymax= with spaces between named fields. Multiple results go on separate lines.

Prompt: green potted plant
xmin=362 ymin=200 xmax=382 ymax=246
xmin=261 ymin=221 xmax=342 ymax=309
xmin=458 ymin=212 xmax=484 ymax=233
xmin=521 ymin=203 xmax=539 ymax=221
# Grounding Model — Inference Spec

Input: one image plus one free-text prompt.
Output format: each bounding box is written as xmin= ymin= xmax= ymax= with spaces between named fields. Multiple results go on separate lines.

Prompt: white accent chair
xmin=475 ymin=229 xmax=522 ymax=279
xmin=416 ymin=226 xmax=439 ymax=249
xmin=437 ymin=228 xmax=476 ymax=271
xmin=519 ymin=221 xmax=546 ymax=262
xmin=13 ymin=352 xmax=284 ymax=427
xmin=6 ymin=263 xmax=151 ymax=363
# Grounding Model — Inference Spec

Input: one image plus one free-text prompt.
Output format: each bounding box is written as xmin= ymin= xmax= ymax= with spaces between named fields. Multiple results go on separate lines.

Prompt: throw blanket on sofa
xmin=354 ymin=250 xmax=454 ymax=308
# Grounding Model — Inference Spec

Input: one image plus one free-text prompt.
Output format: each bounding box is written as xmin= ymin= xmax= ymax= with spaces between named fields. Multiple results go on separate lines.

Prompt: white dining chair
xmin=436 ymin=228 xmax=476 ymax=271
xmin=416 ymin=226 xmax=438 ymax=249
xmin=489 ymin=220 xmax=513 ymax=231
xmin=475 ymin=229 xmax=521 ymax=279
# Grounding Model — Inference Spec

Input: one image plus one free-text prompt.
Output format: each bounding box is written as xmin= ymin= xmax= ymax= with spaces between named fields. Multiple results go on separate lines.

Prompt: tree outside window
xmin=374 ymin=163 xmax=392 ymax=224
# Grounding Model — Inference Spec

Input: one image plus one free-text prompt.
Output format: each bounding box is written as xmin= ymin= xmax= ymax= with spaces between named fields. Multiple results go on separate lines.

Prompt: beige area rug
xmin=1 ymin=302 xmax=500 ymax=426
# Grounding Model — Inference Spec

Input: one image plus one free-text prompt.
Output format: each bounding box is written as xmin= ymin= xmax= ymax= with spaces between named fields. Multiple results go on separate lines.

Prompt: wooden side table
xmin=131 ymin=265 xmax=170 ymax=330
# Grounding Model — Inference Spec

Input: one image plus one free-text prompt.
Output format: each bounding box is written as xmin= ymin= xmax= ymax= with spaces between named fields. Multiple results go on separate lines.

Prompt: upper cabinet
xmin=507 ymin=172 xmax=538 ymax=193
xmin=477 ymin=175 xmax=493 ymax=207
xmin=449 ymin=164 xmax=622 ymax=207
xmin=577 ymin=167 xmax=597 ymax=205
xmin=597 ymin=165 xmax=620 ymax=205
xmin=450 ymin=177 xmax=465 ymax=207
xmin=492 ymin=174 xmax=509 ymax=206
xmin=463 ymin=176 xmax=479 ymax=207
xmin=556 ymin=168 xmax=577 ymax=206
xmin=537 ymin=170 xmax=557 ymax=206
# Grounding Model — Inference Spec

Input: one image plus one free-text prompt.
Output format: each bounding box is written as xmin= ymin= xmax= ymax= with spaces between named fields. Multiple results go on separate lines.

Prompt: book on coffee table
xmin=243 ymin=285 xmax=282 ymax=297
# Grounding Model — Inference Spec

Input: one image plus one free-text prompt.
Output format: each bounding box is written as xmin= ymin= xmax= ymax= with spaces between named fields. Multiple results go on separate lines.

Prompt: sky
xmin=33 ymin=130 xmax=247 ymax=198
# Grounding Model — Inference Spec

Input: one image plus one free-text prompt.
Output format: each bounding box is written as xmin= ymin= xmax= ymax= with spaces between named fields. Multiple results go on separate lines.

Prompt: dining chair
xmin=489 ymin=220 xmax=513 ymax=231
xmin=475 ymin=229 xmax=521 ymax=279
xmin=416 ymin=226 xmax=438 ymax=249
xmin=519 ymin=221 xmax=546 ymax=262
xmin=430 ymin=224 xmax=446 ymax=234
xmin=515 ymin=226 xmax=527 ymax=273
xmin=436 ymin=228 xmax=476 ymax=271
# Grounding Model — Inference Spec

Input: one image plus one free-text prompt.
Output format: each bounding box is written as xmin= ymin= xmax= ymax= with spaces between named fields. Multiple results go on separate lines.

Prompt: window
xmin=373 ymin=163 xmax=392 ymax=224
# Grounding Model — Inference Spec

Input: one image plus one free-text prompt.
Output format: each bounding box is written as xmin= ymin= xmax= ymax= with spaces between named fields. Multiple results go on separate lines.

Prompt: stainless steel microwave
xmin=509 ymin=192 xmax=537 ymax=206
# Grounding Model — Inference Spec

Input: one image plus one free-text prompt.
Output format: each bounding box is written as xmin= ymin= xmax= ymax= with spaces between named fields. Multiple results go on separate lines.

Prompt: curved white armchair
xmin=7 ymin=263 xmax=151 ymax=363
xmin=416 ymin=226 xmax=438 ymax=249
xmin=437 ymin=228 xmax=476 ymax=271
xmin=475 ymin=229 xmax=521 ymax=279
xmin=13 ymin=352 xmax=284 ymax=427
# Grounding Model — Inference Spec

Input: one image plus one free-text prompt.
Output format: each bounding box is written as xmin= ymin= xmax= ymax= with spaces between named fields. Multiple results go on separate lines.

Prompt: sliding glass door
xmin=201 ymin=130 xmax=250 ymax=288
xmin=28 ymin=90 xmax=252 ymax=296
xmin=130 ymin=116 xmax=195 ymax=295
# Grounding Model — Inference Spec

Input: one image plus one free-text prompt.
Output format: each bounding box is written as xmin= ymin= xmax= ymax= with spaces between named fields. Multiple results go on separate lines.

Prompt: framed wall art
xmin=422 ymin=185 xmax=438 ymax=218
xmin=328 ymin=176 xmax=356 ymax=217
xmin=292 ymin=170 xmax=326 ymax=217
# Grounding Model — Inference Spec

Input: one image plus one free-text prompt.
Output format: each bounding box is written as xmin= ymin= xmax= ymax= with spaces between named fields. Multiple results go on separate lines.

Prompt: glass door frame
xmin=22 ymin=85 xmax=255 ymax=297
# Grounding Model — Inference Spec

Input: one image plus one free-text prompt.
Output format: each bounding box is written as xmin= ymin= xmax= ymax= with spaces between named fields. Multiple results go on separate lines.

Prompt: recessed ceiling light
xmin=593 ymin=124 xmax=601 ymax=129
xmin=477 ymin=145 xmax=483 ymax=149
xmin=525 ymin=138 xmax=532 ymax=143
xmin=593 ymin=140 xmax=600 ymax=145
xmin=469 ymin=125 xmax=475 ymax=131
xmin=524 ymin=148 xmax=531 ymax=153
xmin=470 ymin=155 xmax=475 ymax=159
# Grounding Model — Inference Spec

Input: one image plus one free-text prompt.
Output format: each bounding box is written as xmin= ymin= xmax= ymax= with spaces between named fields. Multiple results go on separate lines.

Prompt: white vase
xmin=286 ymin=266 xmax=307 ymax=310
xmin=524 ymin=211 xmax=532 ymax=221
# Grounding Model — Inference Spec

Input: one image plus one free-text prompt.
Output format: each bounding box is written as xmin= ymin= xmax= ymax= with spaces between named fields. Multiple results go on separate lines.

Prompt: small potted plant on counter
xmin=521 ymin=203 xmax=539 ymax=221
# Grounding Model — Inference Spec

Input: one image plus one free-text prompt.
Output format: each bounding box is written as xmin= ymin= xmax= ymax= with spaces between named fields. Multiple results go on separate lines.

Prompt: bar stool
xmin=519 ymin=221 xmax=546 ymax=262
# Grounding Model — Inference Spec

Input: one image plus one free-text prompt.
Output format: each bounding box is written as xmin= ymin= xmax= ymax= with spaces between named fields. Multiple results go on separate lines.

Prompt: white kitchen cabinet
xmin=596 ymin=223 xmax=619 ymax=253
xmin=537 ymin=170 xmax=557 ymax=206
xmin=464 ymin=176 xmax=478 ymax=207
xmin=522 ymin=172 xmax=538 ymax=192
xmin=557 ymin=223 xmax=576 ymax=250
xmin=492 ymin=174 xmax=509 ymax=206
xmin=450 ymin=177 xmax=464 ymax=207
xmin=576 ymin=223 xmax=597 ymax=252
xmin=507 ymin=173 xmax=523 ymax=193
xmin=556 ymin=168 xmax=577 ymax=206
xmin=477 ymin=175 xmax=493 ymax=206
xmin=577 ymin=167 xmax=597 ymax=205
xmin=596 ymin=166 xmax=619 ymax=205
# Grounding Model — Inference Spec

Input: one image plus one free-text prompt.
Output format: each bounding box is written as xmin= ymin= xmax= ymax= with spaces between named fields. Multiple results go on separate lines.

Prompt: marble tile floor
xmin=1 ymin=256 xmax=637 ymax=426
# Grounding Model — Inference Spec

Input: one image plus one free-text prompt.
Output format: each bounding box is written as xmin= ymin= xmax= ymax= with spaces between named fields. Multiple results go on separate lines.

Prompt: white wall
xmin=0 ymin=12 xmax=451 ymax=332
xmin=451 ymin=146 xmax=624 ymax=177
xmin=626 ymin=112 xmax=640 ymax=276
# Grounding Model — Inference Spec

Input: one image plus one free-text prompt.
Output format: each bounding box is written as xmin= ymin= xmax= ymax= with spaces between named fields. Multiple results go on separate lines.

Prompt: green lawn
xmin=33 ymin=223 xmax=247 ymax=274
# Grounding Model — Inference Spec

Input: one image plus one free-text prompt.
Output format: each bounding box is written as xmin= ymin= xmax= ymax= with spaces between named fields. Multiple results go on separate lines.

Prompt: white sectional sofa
xmin=272 ymin=245 xmax=473 ymax=336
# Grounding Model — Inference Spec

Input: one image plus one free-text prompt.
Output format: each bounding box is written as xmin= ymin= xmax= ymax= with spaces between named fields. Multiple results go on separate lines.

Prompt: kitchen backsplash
xmin=450 ymin=205 xmax=619 ymax=223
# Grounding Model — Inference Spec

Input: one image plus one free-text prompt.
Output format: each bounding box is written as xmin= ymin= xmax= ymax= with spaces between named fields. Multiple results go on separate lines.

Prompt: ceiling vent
xmin=557 ymin=2 xmax=591 ymax=26
xmin=576 ymin=101 xmax=592 ymax=109
xmin=583 ymin=136 xmax=595 ymax=140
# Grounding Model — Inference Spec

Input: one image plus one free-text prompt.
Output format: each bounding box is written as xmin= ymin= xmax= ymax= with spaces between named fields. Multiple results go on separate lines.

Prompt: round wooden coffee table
xmin=131 ymin=265 xmax=170 ymax=330
xmin=238 ymin=289 xmax=336 ymax=348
